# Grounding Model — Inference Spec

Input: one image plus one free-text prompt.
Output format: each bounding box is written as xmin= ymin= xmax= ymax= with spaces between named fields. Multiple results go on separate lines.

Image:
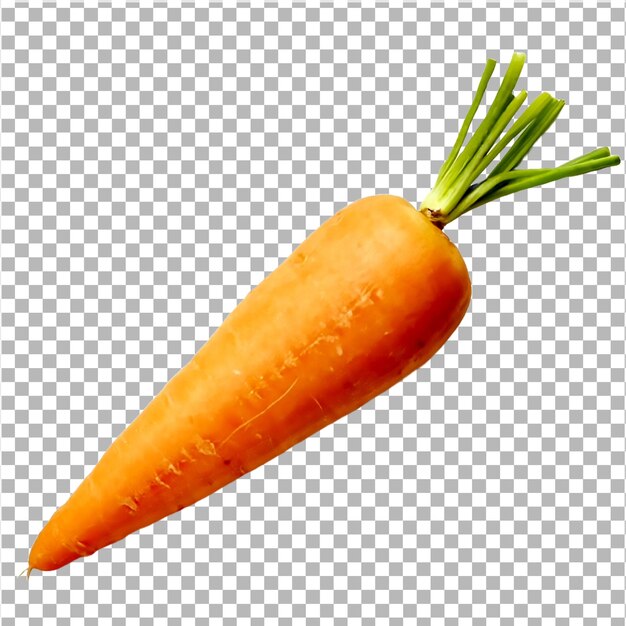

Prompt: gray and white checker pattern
xmin=1 ymin=2 xmax=625 ymax=624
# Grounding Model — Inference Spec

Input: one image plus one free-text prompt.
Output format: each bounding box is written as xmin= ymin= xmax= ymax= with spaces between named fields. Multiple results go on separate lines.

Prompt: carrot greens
xmin=420 ymin=52 xmax=621 ymax=226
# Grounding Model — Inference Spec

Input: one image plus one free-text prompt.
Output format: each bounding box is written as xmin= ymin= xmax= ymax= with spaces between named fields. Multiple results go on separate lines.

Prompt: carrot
xmin=29 ymin=52 xmax=620 ymax=572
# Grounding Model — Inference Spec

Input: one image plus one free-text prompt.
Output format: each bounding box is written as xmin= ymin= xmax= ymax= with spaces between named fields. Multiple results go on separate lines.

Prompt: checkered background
xmin=1 ymin=1 xmax=625 ymax=624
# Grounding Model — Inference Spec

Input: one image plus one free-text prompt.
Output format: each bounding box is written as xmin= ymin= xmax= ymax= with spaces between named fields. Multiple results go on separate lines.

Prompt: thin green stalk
xmin=436 ymin=90 xmax=527 ymax=212
xmin=474 ymin=93 xmax=554 ymax=176
xmin=435 ymin=59 xmax=496 ymax=185
xmin=419 ymin=53 xmax=621 ymax=227
xmin=489 ymin=99 xmax=565 ymax=177
xmin=561 ymin=147 xmax=612 ymax=167
xmin=447 ymin=154 xmax=620 ymax=222
xmin=434 ymin=53 xmax=527 ymax=196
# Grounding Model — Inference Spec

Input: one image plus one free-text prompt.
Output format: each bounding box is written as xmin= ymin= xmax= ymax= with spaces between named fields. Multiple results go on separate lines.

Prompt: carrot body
xmin=30 ymin=52 xmax=620 ymax=572
xmin=29 ymin=195 xmax=471 ymax=571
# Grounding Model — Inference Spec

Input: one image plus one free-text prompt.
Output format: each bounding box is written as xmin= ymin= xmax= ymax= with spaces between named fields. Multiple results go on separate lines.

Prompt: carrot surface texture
xmin=29 ymin=52 xmax=620 ymax=572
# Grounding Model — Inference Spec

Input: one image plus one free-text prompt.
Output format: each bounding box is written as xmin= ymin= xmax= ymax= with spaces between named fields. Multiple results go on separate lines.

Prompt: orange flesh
xmin=29 ymin=195 xmax=471 ymax=571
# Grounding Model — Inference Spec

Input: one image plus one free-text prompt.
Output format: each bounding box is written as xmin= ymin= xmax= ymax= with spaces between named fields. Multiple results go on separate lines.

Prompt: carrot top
xmin=420 ymin=52 xmax=621 ymax=227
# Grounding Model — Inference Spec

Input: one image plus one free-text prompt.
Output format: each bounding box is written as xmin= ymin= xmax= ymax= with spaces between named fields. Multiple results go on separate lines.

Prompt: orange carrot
xmin=29 ymin=53 xmax=619 ymax=572
xmin=29 ymin=197 xmax=470 ymax=571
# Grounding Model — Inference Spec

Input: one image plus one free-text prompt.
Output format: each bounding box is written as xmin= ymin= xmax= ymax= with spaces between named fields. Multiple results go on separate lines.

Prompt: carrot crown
xmin=420 ymin=52 xmax=621 ymax=227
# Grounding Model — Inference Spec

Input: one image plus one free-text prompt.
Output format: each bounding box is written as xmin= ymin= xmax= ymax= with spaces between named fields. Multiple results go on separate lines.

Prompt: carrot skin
xmin=29 ymin=195 xmax=471 ymax=571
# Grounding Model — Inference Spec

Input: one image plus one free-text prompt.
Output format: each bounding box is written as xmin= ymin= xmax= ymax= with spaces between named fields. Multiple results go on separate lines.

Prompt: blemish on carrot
xmin=168 ymin=464 xmax=182 ymax=476
xmin=194 ymin=436 xmax=218 ymax=457
xmin=311 ymin=395 xmax=324 ymax=412
xmin=221 ymin=377 xmax=299 ymax=446
xmin=154 ymin=475 xmax=171 ymax=489
xmin=74 ymin=541 xmax=91 ymax=557
xmin=121 ymin=497 xmax=139 ymax=513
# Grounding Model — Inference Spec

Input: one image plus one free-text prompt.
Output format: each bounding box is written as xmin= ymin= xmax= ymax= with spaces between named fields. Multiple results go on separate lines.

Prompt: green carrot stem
xmin=561 ymin=147 xmax=612 ymax=167
xmin=437 ymin=90 xmax=528 ymax=211
xmin=474 ymin=92 xmax=553 ymax=177
xmin=435 ymin=59 xmax=496 ymax=185
xmin=489 ymin=98 xmax=565 ymax=177
xmin=435 ymin=53 xmax=527 ymax=195
xmin=420 ymin=53 xmax=621 ymax=227
xmin=447 ymin=154 xmax=621 ymax=221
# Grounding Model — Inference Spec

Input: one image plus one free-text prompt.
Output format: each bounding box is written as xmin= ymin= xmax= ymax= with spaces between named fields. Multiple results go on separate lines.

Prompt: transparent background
xmin=1 ymin=2 xmax=625 ymax=624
